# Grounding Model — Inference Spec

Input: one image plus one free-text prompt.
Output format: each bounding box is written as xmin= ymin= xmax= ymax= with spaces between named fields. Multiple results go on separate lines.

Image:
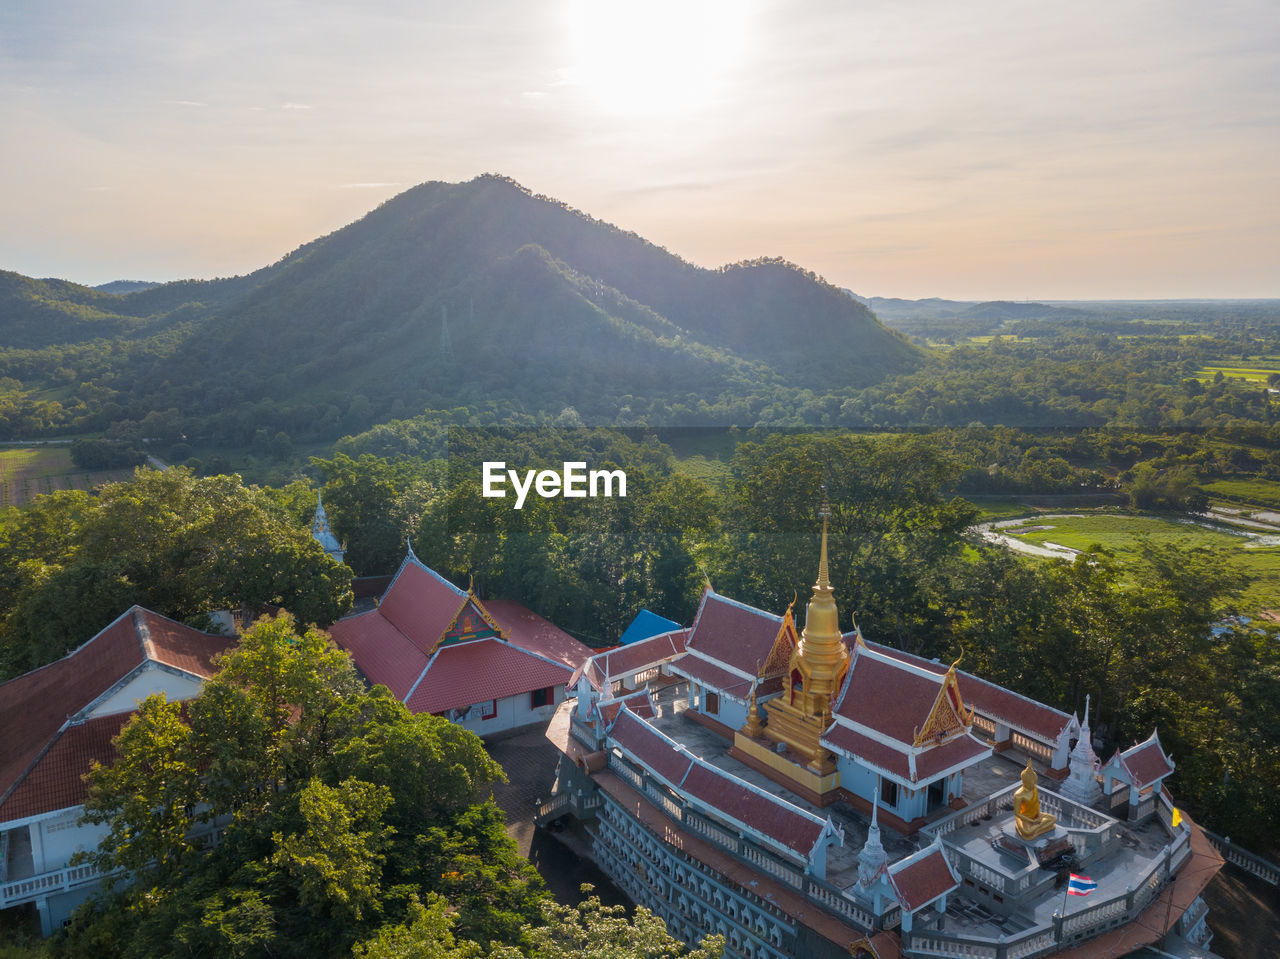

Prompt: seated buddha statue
xmin=1014 ymin=760 xmax=1057 ymax=840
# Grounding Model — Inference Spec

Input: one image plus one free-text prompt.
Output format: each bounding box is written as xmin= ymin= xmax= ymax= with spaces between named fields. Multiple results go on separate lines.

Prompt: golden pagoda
xmin=732 ymin=503 xmax=850 ymax=795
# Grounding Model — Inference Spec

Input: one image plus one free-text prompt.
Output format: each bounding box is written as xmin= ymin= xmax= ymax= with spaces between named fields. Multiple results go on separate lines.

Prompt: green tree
xmin=60 ymin=616 xmax=540 ymax=959
xmin=0 ymin=468 xmax=352 ymax=677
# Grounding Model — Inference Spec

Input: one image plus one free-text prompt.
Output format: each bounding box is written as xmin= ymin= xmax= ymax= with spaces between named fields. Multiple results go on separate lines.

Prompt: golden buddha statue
xmin=1014 ymin=760 xmax=1057 ymax=840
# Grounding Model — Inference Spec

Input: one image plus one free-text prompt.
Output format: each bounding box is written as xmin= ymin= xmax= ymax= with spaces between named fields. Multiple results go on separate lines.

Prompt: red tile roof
xmin=403 ymin=638 xmax=572 ymax=715
xmin=606 ymin=708 xmax=826 ymax=860
xmin=596 ymin=690 xmax=656 ymax=724
xmin=574 ymin=629 xmax=688 ymax=692
xmin=834 ymin=647 xmax=946 ymax=747
xmin=328 ymin=606 xmax=429 ymax=700
xmin=681 ymin=762 xmax=825 ymax=858
xmin=1110 ymin=732 xmax=1175 ymax=789
xmin=483 ymin=599 xmax=593 ymax=669
xmin=0 ymin=714 xmax=127 ymax=821
xmin=888 ymin=844 xmax=958 ymax=912
xmin=821 ymin=724 xmax=912 ymax=781
xmin=0 ymin=606 xmax=228 ymax=823
xmin=142 ymin=610 xmax=232 ymax=676
xmin=672 ymin=652 xmax=755 ymax=701
xmin=609 ymin=709 xmax=695 ymax=788
xmin=865 ymin=640 xmax=1072 ymax=743
xmin=687 ymin=590 xmax=782 ymax=675
xmin=375 ymin=558 xmax=470 ymax=656
xmin=913 ymin=734 xmax=992 ymax=782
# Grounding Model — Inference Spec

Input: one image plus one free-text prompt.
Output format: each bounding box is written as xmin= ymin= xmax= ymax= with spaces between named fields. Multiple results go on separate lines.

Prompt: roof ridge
xmin=0 ymin=606 xmax=143 ymax=692
xmin=702 ymin=591 xmax=784 ymax=622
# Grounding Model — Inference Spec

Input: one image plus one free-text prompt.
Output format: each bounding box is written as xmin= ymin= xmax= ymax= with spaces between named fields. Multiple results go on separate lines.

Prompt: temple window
xmin=705 ymin=691 xmax=720 ymax=715
xmin=880 ymin=778 xmax=898 ymax=808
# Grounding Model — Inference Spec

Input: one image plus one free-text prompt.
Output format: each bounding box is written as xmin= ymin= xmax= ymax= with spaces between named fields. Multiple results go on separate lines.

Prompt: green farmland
xmin=1000 ymin=512 xmax=1280 ymax=619
xmin=0 ymin=446 xmax=135 ymax=507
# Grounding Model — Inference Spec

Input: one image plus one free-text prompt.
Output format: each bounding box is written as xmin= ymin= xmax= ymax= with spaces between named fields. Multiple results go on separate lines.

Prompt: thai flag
xmin=1068 ymin=873 xmax=1098 ymax=896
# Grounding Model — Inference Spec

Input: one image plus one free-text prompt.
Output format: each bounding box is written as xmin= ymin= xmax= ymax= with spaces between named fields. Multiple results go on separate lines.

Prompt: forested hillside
xmin=0 ymin=175 xmax=918 ymax=447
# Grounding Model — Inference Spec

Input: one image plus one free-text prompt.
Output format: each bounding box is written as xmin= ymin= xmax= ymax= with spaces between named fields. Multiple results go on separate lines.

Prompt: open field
xmin=1195 ymin=364 xmax=1280 ymax=384
xmin=999 ymin=512 xmax=1280 ymax=618
xmin=1203 ymin=476 xmax=1280 ymax=511
xmin=965 ymin=496 xmax=1039 ymax=520
xmin=0 ymin=446 xmax=134 ymax=507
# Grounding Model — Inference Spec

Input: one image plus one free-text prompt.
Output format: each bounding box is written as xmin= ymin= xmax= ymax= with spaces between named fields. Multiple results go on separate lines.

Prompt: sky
xmin=1 ymin=0 xmax=1277 ymax=300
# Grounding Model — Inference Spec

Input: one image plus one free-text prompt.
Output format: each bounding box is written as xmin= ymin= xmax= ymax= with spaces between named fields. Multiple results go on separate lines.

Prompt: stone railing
xmin=1010 ymin=732 xmax=1053 ymax=764
xmin=1203 ymin=830 xmax=1280 ymax=887
xmin=1131 ymin=793 xmax=1157 ymax=822
xmin=570 ymin=713 xmax=602 ymax=750
xmin=944 ymin=843 xmax=1036 ymax=898
xmin=921 ymin=784 xmax=1019 ymax=840
xmin=537 ymin=792 xmax=572 ymax=824
xmin=0 ymin=861 xmax=107 ymax=908
xmin=604 ymin=750 xmax=902 ymax=934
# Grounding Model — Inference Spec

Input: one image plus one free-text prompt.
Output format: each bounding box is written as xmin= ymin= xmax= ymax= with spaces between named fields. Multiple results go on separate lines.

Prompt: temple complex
xmin=544 ymin=514 xmax=1223 ymax=959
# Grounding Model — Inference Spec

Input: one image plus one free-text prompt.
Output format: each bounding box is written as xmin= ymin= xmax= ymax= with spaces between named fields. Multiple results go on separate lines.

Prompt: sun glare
xmin=562 ymin=0 xmax=751 ymax=115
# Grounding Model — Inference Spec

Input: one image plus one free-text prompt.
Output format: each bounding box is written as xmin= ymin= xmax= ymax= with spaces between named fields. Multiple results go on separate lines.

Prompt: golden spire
xmin=794 ymin=496 xmax=848 ymax=700
xmin=817 ymin=498 xmax=832 ymax=590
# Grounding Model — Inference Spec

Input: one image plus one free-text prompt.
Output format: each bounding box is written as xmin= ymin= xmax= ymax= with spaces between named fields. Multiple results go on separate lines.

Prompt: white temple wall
xmin=87 ymin=666 xmax=204 ymax=719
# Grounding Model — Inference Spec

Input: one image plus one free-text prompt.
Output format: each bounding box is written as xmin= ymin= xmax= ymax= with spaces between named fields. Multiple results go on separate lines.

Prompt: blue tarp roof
xmin=618 ymin=609 xmax=681 ymax=646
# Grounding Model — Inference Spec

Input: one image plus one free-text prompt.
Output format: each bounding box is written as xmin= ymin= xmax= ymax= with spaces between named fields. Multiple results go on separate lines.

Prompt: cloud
xmin=336 ymin=182 xmax=402 ymax=189
xmin=280 ymin=102 xmax=312 ymax=110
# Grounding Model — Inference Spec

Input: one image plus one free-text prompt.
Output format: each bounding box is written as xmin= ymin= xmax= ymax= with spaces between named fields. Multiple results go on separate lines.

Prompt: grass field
xmin=1002 ymin=513 xmax=1280 ymax=617
xmin=1195 ymin=364 xmax=1280 ymax=385
xmin=0 ymin=446 xmax=134 ymax=507
xmin=965 ymin=497 xmax=1039 ymax=520
xmin=1203 ymin=477 xmax=1280 ymax=511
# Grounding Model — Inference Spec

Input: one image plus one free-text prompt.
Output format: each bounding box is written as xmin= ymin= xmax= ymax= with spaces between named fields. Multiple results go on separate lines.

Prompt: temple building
xmin=544 ymin=514 xmax=1223 ymax=959
xmin=0 ymin=608 xmax=231 ymax=934
xmin=329 ymin=548 xmax=593 ymax=737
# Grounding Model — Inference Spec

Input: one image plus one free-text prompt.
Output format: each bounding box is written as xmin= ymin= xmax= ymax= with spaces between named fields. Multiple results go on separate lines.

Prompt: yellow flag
xmin=1172 ymin=807 xmax=1183 ymax=828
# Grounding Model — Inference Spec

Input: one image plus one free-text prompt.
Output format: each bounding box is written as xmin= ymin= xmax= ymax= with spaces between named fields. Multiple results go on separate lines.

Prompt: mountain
xmin=0 ymin=176 xmax=920 ymax=442
xmin=94 ymin=280 xmax=160 ymax=295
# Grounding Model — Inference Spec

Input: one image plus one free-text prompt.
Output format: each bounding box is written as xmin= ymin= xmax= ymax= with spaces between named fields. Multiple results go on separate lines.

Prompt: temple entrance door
xmin=790 ymin=669 xmax=803 ymax=705
xmin=928 ymin=778 xmax=945 ymax=811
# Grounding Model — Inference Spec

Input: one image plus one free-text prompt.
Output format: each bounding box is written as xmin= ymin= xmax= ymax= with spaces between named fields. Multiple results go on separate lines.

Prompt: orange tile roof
xmin=375 ymin=557 xmax=470 ymax=656
xmin=328 ymin=606 xmax=430 ymax=700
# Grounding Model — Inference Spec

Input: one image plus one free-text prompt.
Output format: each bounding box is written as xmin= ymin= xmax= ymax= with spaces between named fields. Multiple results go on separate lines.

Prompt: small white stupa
xmin=310 ymin=491 xmax=345 ymax=564
xmin=1060 ymin=693 xmax=1102 ymax=806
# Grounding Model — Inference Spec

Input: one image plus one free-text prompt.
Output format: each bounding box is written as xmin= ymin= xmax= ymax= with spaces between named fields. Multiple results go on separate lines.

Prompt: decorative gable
xmin=912 ymin=658 xmax=974 ymax=747
xmin=438 ymin=595 xmax=505 ymax=649
xmin=761 ymin=605 xmax=799 ymax=678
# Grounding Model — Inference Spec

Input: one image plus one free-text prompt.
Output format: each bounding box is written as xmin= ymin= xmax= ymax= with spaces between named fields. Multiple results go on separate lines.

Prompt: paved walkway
xmin=484 ymin=726 xmax=561 ymax=857
xmin=484 ymin=724 xmax=628 ymax=906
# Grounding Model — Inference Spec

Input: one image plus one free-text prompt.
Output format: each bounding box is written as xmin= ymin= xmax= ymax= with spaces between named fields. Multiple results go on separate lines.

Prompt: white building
xmin=329 ymin=549 xmax=593 ymax=737
xmin=0 ymin=608 xmax=231 ymax=934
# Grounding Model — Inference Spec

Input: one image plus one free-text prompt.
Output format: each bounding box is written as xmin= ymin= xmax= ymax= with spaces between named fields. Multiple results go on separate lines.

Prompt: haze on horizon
xmin=1 ymin=0 xmax=1277 ymax=301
